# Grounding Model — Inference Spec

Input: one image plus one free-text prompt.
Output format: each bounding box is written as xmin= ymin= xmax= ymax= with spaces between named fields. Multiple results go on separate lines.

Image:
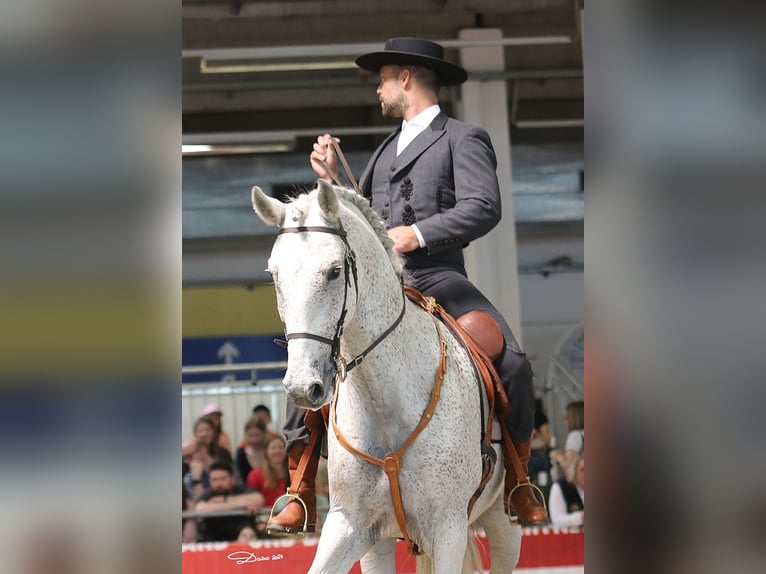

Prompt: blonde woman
xmin=550 ymin=400 xmax=584 ymax=479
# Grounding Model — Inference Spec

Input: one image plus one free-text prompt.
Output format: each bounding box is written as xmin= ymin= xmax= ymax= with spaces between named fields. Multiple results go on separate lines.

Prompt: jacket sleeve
xmin=413 ymin=126 xmax=502 ymax=253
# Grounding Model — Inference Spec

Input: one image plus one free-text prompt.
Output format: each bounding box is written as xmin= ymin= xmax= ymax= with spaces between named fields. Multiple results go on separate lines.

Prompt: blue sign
xmin=182 ymin=334 xmax=287 ymax=384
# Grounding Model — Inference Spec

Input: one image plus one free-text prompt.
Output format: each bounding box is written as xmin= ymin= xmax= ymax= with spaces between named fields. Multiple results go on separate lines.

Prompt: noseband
xmin=276 ymin=221 xmax=406 ymax=382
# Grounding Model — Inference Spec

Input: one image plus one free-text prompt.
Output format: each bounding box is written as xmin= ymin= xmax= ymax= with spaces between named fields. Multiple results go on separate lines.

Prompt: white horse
xmin=252 ymin=180 xmax=521 ymax=574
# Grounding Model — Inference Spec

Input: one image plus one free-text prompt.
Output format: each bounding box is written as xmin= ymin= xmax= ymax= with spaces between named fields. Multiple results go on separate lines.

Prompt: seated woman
xmin=550 ymin=400 xmax=584 ymax=480
xmin=234 ymin=416 xmax=268 ymax=485
xmin=246 ymin=434 xmax=289 ymax=508
xmin=548 ymin=455 xmax=585 ymax=528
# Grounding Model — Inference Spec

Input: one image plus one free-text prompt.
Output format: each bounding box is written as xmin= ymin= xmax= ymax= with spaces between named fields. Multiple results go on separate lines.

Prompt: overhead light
xmin=182 ymin=142 xmax=294 ymax=156
xmin=200 ymin=58 xmax=358 ymax=74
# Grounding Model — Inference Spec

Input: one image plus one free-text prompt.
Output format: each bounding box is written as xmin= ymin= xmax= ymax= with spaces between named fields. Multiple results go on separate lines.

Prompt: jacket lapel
xmin=390 ymin=112 xmax=448 ymax=179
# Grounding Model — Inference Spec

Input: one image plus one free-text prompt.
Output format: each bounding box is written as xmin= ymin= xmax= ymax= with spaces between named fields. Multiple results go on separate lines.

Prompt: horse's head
xmin=252 ymin=180 xmax=354 ymax=409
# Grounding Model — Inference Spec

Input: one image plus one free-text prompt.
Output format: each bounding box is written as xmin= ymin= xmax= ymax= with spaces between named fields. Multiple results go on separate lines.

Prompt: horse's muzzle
xmin=285 ymin=378 xmax=332 ymax=409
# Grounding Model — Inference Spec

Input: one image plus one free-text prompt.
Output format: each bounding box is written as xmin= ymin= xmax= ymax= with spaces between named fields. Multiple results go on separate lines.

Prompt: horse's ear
xmin=317 ymin=179 xmax=340 ymax=223
xmin=251 ymin=186 xmax=285 ymax=226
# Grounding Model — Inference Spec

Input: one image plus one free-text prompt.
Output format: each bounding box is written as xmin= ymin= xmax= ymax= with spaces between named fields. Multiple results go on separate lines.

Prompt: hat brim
xmin=355 ymin=51 xmax=467 ymax=86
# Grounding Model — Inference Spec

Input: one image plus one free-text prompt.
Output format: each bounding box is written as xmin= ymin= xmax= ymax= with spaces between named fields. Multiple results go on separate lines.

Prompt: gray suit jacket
xmin=359 ymin=112 xmax=501 ymax=269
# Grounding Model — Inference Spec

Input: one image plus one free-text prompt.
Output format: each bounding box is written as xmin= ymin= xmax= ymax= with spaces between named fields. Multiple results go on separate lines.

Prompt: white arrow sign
xmin=217 ymin=341 xmax=240 ymax=364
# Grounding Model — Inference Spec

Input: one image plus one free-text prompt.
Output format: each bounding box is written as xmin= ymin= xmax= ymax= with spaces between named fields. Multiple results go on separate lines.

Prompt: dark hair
xmin=252 ymin=404 xmax=271 ymax=416
xmin=208 ymin=461 xmax=234 ymax=475
xmin=402 ymin=65 xmax=442 ymax=95
xmin=244 ymin=415 xmax=268 ymax=434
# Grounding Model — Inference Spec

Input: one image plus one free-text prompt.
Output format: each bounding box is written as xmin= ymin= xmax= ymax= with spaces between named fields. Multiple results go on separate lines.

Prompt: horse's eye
xmin=327 ymin=265 xmax=342 ymax=281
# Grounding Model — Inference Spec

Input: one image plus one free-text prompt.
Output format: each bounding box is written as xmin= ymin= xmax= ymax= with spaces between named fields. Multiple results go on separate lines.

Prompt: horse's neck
xmin=341 ymin=294 xmax=438 ymax=447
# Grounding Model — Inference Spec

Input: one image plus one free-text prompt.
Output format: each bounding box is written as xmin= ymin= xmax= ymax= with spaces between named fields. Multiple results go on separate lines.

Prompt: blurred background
xmin=0 ymin=0 xmax=765 ymax=573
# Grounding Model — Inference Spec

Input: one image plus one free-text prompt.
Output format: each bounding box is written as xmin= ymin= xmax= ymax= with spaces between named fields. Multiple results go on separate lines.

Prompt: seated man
xmin=194 ymin=462 xmax=265 ymax=542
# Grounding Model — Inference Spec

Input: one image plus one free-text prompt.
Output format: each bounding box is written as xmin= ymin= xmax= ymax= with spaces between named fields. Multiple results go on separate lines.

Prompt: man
xmin=266 ymin=37 xmax=547 ymax=535
xmin=194 ymin=462 xmax=265 ymax=541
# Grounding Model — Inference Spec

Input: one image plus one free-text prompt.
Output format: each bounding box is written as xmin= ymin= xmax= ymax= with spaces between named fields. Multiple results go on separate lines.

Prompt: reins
xmin=318 ymin=136 xmax=362 ymax=196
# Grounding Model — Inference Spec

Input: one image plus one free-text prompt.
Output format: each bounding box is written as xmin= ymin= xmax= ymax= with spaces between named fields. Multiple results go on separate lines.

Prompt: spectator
xmin=200 ymin=404 xmax=233 ymax=452
xmin=251 ymin=404 xmax=272 ymax=429
xmin=548 ymin=455 xmax=585 ymax=528
xmin=246 ymin=434 xmax=288 ymax=508
xmin=550 ymin=400 xmax=584 ymax=480
xmin=194 ymin=462 xmax=265 ymax=542
xmin=182 ymin=484 xmax=198 ymax=543
xmin=528 ymin=399 xmax=553 ymax=484
xmin=236 ymin=525 xmax=257 ymax=544
xmin=183 ymin=415 xmax=233 ymax=503
xmin=234 ymin=416 xmax=268 ymax=485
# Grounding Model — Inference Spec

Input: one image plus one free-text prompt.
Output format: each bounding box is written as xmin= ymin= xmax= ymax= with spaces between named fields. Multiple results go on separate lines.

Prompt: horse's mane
xmin=291 ymin=184 xmax=404 ymax=278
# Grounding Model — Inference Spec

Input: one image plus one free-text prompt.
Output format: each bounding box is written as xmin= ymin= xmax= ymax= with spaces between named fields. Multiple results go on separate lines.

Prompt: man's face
xmin=377 ymin=65 xmax=408 ymax=118
xmin=208 ymin=469 xmax=234 ymax=493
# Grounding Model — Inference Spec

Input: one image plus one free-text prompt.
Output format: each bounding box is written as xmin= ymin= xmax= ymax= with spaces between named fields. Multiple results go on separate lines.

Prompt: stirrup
xmin=506 ymin=479 xmax=548 ymax=526
xmin=265 ymin=492 xmax=310 ymax=538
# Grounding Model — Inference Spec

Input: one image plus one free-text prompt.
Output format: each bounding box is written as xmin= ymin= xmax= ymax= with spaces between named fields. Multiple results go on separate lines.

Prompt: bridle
xmin=275 ymin=220 xmax=406 ymax=383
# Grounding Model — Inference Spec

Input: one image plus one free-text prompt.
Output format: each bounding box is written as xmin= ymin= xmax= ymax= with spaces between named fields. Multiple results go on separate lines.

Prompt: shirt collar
xmin=401 ymin=104 xmax=441 ymax=131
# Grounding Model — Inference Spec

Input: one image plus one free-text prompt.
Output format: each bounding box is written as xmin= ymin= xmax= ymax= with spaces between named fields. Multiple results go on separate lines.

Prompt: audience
xmin=234 ymin=416 xmax=269 ymax=485
xmin=529 ymin=398 xmax=553 ymax=484
xmin=183 ymin=415 xmax=233 ymax=503
xmin=246 ymin=434 xmax=288 ymax=508
xmin=550 ymin=400 xmax=584 ymax=480
xmin=194 ymin=462 xmax=265 ymax=542
xmin=182 ymin=484 xmax=198 ymax=543
xmin=236 ymin=524 xmax=257 ymax=544
xmin=548 ymin=455 xmax=585 ymax=528
xmin=251 ymin=404 xmax=273 ymax=430
xmin=199 ymin=404 xmax=233 ymax=452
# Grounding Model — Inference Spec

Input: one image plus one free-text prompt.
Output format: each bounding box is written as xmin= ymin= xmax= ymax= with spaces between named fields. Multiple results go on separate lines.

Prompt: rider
xmin=266 ymin=37 xmax=548 ymax=535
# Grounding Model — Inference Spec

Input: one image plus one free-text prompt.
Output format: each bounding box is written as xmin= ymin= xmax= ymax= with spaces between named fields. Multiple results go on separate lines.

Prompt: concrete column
xmin=456 ymin=28 xmax=523 ymax=344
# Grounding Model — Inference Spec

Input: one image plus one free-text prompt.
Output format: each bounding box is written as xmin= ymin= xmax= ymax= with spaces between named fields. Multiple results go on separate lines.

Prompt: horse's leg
xmin=359 ymin=538 xmax=397 ymax=574
xmin=477 ymin=495 xmax=522 ymax=573
xmin=428 ymin=519 xmax=470 ymax=574
xmin=307 ymin=510 xmax=375 ymax=574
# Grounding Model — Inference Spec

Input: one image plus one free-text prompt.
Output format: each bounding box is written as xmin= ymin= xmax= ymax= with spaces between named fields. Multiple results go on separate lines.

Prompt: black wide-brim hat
xmin=356 ymin=37 xmax=468 ymax=86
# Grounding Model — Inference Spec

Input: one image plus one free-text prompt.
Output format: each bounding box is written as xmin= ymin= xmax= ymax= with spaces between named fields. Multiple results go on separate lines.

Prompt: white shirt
xmin=396 ymin=104 xmax=441 ymax=247
xmin=396 ymin=104 xmax=441 ymax=156
xmin=548 ymin=481 xmax=585 ymax=528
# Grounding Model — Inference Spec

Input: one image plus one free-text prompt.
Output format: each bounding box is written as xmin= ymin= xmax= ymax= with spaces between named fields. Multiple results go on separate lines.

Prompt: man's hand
xmin=388 ymin=226 xmax=420 ymax=253
xmin=310 ymin=134 xmax=341 ymax=180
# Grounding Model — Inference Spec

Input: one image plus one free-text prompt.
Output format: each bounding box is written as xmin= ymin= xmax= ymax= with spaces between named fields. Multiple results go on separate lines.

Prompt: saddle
xmin=402 ymin=286 xmax=515 ymax=517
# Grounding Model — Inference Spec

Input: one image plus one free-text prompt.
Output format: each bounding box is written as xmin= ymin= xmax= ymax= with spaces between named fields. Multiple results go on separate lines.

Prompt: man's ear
xmin=399 ymin=67 xmax=411 ymax=88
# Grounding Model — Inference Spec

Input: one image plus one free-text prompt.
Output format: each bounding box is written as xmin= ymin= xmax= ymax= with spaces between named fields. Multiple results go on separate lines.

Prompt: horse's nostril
xmin=306 ymin=382 xmax=324 ymax=404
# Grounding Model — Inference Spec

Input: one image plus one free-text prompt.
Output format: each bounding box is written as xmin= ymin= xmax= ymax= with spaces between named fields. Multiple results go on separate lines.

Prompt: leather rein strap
xmin=318 ymin=137 xmax=362 ymax=196
xmin=330 ymin=304 xmax=448 ymax=556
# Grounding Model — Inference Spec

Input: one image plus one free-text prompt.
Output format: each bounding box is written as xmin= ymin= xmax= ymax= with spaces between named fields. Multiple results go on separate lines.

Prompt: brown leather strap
xmin=330 ymin=311 xmax=447 ymax=555
xmin=318 ymin=137 xmax=361 ymax=196
xmin=500 ymin=423 xmax=528 ymax=485
xmin=403 ymin=285 xmax=507 ymax=438
xmin=290 ymin=410 xmax=325 ymax=494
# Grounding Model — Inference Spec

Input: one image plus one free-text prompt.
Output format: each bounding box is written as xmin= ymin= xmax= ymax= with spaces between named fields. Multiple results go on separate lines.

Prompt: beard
xmin=381 ymin=92 xmax=408 ymax=118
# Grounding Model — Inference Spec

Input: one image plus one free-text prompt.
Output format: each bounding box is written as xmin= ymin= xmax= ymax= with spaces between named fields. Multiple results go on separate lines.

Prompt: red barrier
xmin=182 ymin=527 xmax=583 ymax=573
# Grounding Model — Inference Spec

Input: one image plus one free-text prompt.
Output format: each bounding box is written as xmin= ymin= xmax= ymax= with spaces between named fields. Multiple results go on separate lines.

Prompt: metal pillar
xmin=456 ymin=28 xmax=523 ymax=344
